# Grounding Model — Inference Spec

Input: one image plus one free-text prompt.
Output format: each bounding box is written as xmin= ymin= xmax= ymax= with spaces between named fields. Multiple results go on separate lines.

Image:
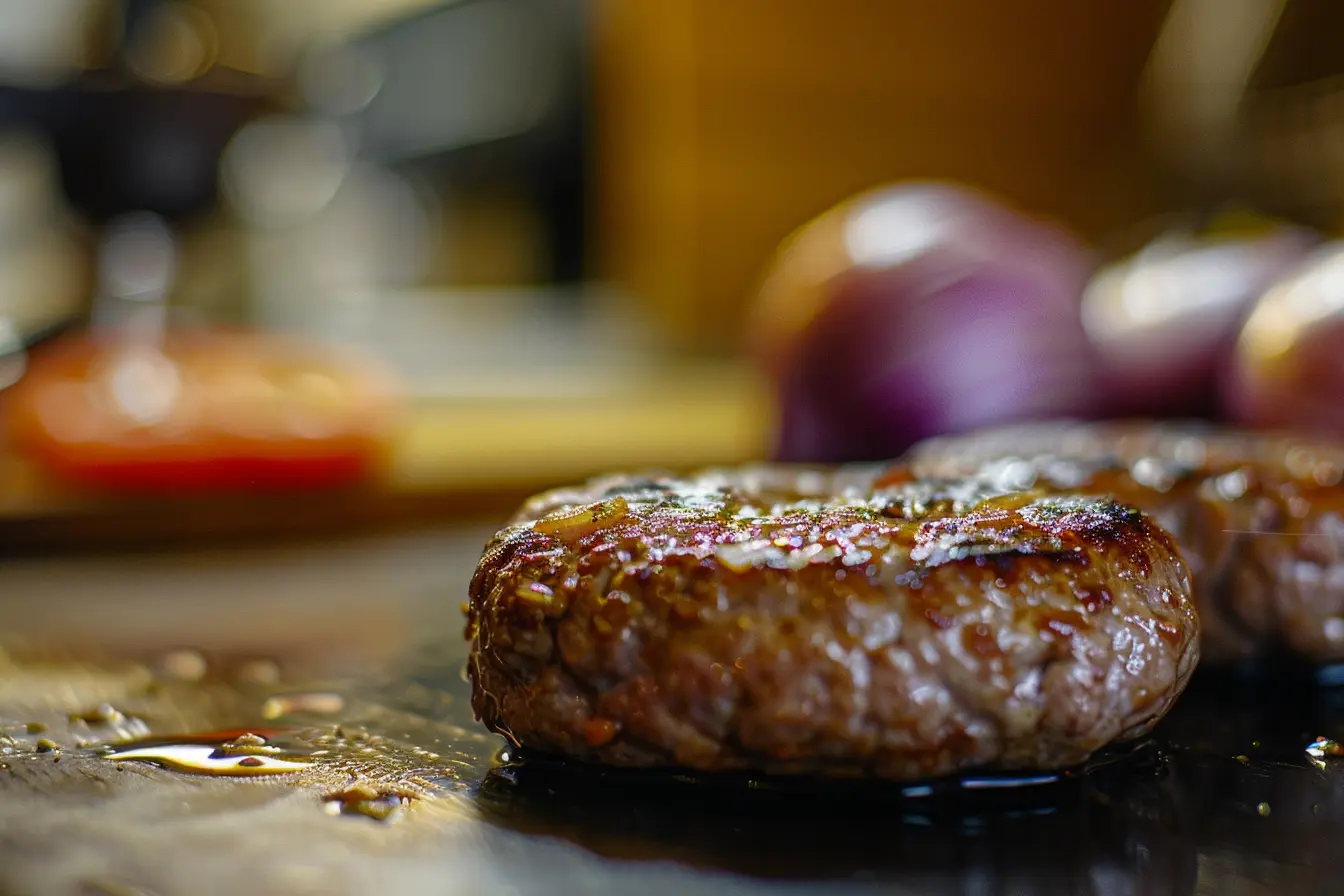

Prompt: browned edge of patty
xmin=465 ymin=472 xmax=1198 ymax=781
xmin=907 ymin=420 xmax=1344 ymax=664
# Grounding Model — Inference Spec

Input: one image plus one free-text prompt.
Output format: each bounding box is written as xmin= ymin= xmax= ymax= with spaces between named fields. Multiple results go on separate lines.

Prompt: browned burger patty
xmin=466 ymin=470 xmax=1198 ymax=781
xmin=905 ymin=420 xmax=1344 ymax=665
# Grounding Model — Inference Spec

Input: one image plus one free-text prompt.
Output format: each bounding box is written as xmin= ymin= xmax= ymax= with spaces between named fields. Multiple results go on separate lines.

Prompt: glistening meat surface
xmin=466 ymin=469 xmax=1197 ymax=781
xmin=906 ymin=420 xmax=1344 ymax=664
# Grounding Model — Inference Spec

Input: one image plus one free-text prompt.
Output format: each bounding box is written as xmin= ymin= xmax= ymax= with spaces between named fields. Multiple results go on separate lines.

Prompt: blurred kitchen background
xmin=0 ymin=0 xmax=1339 ymax=547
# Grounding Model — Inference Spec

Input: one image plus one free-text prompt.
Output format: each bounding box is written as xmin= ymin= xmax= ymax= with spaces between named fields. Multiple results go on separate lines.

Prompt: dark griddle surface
xmin=1 ymin=527 xmax=1341 ymax=896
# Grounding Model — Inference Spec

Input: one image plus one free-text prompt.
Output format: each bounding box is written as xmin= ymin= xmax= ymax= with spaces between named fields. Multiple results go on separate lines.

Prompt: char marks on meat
xmin=908 ymin=419 xmax=1344 ymax=664
xmin=466 ymin=456 xmax=1198 ymax=781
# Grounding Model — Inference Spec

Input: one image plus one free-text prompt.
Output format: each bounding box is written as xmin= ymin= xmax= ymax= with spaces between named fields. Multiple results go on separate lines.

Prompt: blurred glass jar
xmin=0 ymin=131 xmax=91 ymax=382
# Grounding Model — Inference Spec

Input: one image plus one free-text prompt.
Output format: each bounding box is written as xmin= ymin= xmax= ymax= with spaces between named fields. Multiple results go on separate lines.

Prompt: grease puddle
xmin=104 ymin=729 xmax=314 ymax=777
xmin=93 ymin=718 xmax=469 ymax=824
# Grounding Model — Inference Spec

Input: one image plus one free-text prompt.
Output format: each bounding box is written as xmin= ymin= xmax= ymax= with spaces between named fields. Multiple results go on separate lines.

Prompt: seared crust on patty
xmin=907 ymin=420 xmax=1344 ymax=664
xmin=466 ymin=471 xmax=1197 ymax=781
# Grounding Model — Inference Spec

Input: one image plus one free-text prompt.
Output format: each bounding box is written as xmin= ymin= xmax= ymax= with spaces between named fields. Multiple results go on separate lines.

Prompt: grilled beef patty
xmin=466 ymin=465 xmax=1197 ymax=780
xmin=908 ymin=420 xmax=1344 ymax=664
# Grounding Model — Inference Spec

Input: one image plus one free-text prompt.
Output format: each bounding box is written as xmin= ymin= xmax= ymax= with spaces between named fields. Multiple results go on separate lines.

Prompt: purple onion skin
xmin=1226 ymin=241 xmax=1344 ymax=438
xmin=755 ymin=182 xmax=1105 ymax=463
xmin=1084 ymin=227 xmax=1317 ymax=421
xmin=753 ymin=181 xmax=1332 ymax=463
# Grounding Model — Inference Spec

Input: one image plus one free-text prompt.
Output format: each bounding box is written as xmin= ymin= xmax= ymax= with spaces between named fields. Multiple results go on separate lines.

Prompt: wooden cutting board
xmin=0 ymin=288 xmax=774 ymax=547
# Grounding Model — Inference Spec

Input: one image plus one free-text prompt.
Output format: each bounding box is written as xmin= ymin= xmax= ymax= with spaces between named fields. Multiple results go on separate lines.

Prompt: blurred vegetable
xmin=748 ymin=182 xmax=1100 ymax=462
xmin=2 ymin=330 xmax=402 ymax=494
xmin=1227 ymin=242 xmax=1344 ymax=436
xmin=1082 ymin=221 xmax=1316 ymax=418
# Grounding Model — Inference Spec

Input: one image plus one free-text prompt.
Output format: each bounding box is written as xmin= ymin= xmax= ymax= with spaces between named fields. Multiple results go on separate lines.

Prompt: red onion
xmin=1082 ymin=226 xmax=1316 ymax=418
xmin=1225 ymin=241 xmax=1344 ymax=436
xmin=749 ymin=182 xmax=1101 ymax=462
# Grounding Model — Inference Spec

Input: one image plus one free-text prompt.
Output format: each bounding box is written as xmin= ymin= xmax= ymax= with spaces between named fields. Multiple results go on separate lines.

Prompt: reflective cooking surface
xmin=1 ymin=527 xmax=1342 ymax=895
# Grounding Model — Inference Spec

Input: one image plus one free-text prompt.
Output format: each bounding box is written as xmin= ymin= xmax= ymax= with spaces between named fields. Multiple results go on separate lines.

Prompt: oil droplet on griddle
xmin=1306 ymin=736 xmax=1344 ymax=759
xmin=157 ymin=648 xmax=208 ymax=682
xmin=323 ymin=783 xmax=412 ymax=822
xmin=260 ymin=692 xmax=345 ymax=720
xmin=67 ymin=703 xmax=152 ymax=746
xmin=70 ymin=704 xmax=128 ymax=726
xmin=104 ymin=730 xmax=312 ymax=776
xmin=237 ymin=658 xmax=282 ymax=686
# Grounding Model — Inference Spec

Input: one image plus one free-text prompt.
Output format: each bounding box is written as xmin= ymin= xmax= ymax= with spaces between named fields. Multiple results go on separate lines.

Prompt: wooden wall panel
xmin=592 ymin=0 xmax=1175 ymax=353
